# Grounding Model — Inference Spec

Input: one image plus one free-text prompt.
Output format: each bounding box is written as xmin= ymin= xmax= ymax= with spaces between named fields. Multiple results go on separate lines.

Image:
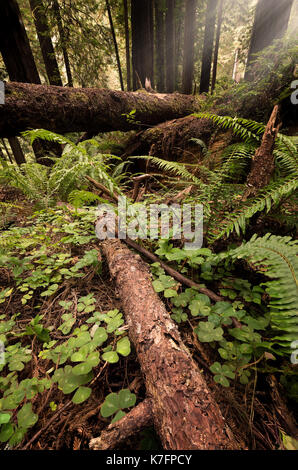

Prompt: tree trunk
xmin=1 ymin=139 xmax=13 ymax=164
xmin=0 ymin=0 xmax=41 ymax=84
xmin=245 ymin=0 xmax=294 ymax=81
xmin=199 ymin=0 xmax=218 ymax=94
xmin=8 ymin=137 xmax=26 ymax=165
xmin=131 ymin=0 xmax=154 ymax=89
xmin=243 ymin=105 xmax=281 ymax=200
xmin=182 ymin=0 xmax=197 ymax=94
xmin=51 ymin=0 xmax=73 ymax=87
xmin=165 ymin=0 xmax=175 ymax=93
xmin=0 ymin=0 xmax=53 ymax=164
xmin=99 ymin=239 xmax=237 ymax=450
xmin=106 ymin=0 xmax=124 ymax=91
xmin=0 ymin=82 xmax=198 ymax=137
xmin=211 ymin=0 xmax=224 ymax=94
xmin=29 ymin=0 xmax=63 ymax=86
xmin=155 ymin=0 xmax=166 ymax=93
xmin=123 ymin=0 xmax=131 ymax=91
xmin=174 ymin=0 xmax=184 ymax=91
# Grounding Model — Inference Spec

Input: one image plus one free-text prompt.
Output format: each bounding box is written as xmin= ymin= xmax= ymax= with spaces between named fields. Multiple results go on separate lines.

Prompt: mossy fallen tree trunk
xmin=99 ymin=239 xmax=238 ymax=450
xmin=0 ymin=82 xmax=198 ymax=137
xmin=123 ymin=115 xmax=221 ymax=162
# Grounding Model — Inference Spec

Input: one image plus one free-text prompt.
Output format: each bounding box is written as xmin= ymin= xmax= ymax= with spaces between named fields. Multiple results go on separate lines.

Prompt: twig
xmin=21 ymin=401 xmax=72 ymax=450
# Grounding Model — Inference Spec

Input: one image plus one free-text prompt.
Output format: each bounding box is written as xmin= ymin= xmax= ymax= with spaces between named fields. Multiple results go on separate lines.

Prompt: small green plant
xmin=100 ymin=389 xmax=137 ymax=423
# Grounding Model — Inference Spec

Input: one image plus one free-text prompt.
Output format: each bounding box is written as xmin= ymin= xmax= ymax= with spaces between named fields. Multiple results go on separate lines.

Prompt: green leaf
xmin=152 ymin=280 xmax=164 ymax=293
xmin=100 ymin=393 xmax=120 ymax=418
xmin=72 ymin=386 xmax=92 ymax=404
xmin=195 ymin=322 xmax=224 ymax=342
xmin=102 ymin=351 xmax=119 ymax=363
xmin=0 ymin=423 xmax=14 ymax=443
xmin=92 ymin=327 xmax=108 ymax=346
xmin=0 ymin=413 xmax=11 ymax=425
xmin=111 ymin=410 xmax=126 ymax=423
xmin=118 ymin=389 xmax=136 ymax=409
xmin=164 ymin=288 xmax=177 ymax=298
xmin=72 ymin=362 xmax=93 ymax=376
xmin=17 ymin=403 xmax=38 ymax=429
xmin=116 ymin=337 xmax=131 ymax=357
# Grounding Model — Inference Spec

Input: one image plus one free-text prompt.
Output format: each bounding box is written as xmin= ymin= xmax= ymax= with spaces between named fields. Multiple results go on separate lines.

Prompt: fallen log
xmin=123 ymin=115 xmax=219 ymax=162
xmin=90 ymin=399 xmax=153 ymax=450
xmin=0 ymin=82 xmax=198 ymax=137
xmin=99 ymin=239 xmax=238 ymax=449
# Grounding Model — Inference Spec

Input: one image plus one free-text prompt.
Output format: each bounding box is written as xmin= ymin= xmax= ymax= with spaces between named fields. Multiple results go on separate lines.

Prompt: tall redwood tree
xmin=199 ymin=0 xmax=218 ymax=94
xmin=245 ymin=0 xmax=294 ymax=80
xmin=182 ymin=0 xmax=197 ymax=94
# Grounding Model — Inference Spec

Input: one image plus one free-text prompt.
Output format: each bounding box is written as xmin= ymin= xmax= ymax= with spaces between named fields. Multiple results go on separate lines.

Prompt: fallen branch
xmin=90 ymin=399 xmax=153 ymax=450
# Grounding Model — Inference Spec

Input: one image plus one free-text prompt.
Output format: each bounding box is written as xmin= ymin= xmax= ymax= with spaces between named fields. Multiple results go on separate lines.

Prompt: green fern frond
xmin=132 ymin=156 xmax=206 ymax=188
xmin=68 ymin=190 xmax=100 ymax=208
xmin=192 ymin=113 xmax=265 ymax=143
xmin=208 ymin=176 xmax=298 ymax=242
xmin=210 ymin=234 xmax=298 ymax=353
xmin=22 ymin=129 xmax=75 ymax=148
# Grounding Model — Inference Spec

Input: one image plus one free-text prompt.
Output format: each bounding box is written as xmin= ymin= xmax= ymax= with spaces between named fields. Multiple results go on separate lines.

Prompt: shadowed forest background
xmin=0 ymin=0 xmax=297 ymax=452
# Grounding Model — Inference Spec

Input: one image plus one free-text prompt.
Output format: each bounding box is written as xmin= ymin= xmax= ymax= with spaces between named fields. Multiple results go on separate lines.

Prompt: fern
xmin=0 ymin=129 xmax=125 ymax=208
xmin=132 ymin=155 xmax=207 ymax=188
xmin=192 ymin=113 xmax=265 ymax=143
xmin=193 ymin=113 xmax=298 ymax=177
xmin=68 ymin=190 xmax=100 ymax=208
xmin=208 ymin=175 xmax=298 ymax=243
xmin=210 ymin=234 xmax=298 ymax=353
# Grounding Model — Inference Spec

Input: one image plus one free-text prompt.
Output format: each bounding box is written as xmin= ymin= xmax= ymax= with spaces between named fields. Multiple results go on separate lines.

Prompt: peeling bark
xmin=0 ymin=82 xmax=198 ymax=138
xmin=101 ymin=239 xmax=238 ymax=450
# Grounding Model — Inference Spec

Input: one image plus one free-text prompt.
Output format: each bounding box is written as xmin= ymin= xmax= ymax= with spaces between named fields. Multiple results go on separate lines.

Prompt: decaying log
xmin=100 ymin=239 xmax=238 ymax=450
xmin=123 ymin=115 xmax=218 ymax=162
xmin=0 ymin=82 xmax=198 ymax=137
xmin=243 ymin=105 xmax=281 ymax=200
xmin=90 ymin=399 xmax=153 ymax=450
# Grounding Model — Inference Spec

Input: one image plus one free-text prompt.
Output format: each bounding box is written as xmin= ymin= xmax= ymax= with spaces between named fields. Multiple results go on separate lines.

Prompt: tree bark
xmin=100 ymin=239 xmax=237 ymax=450
xmin=155 ymin=0 xmax=166 ymax=93
xmin=0 ymin=82 xmax=198 ymax=137
xmin=243 ymin=105 xmax=281 ymax=200
xmin=52 ymin=0 xmax=73 ymax=87
xmin=0 ymin=0 xmax=55 ymax=164
xmin=123 ymin=0 xmax=131 ymax=91
xmin=131 ymin=0 xmax=154 ymax=89
xmin=29 ymin=0 xmax=63 ymax=86
xmin=211 ymin=0 xmax=224 ymax=94
xmin=0 ymin=0 xmax=41 ymax=84
xmin=245 ymin=0 xmax=294 ymax=81
xmin=165 ymin=0 xmax=175 ymax=93
xmin=8 ymin=137 xmax=26 ymax=165
xmin=199 ymin=0 xmax=218 ymax=94
xmin=123 ymin=115 xmax=217 ymax=162
xmin=90 ymin=399 xmax=153 ymax=450
xmin=182 ymin=0 xmax=197 ymax=95
xmin=106 ymin=0 xmax=124 ymax=91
